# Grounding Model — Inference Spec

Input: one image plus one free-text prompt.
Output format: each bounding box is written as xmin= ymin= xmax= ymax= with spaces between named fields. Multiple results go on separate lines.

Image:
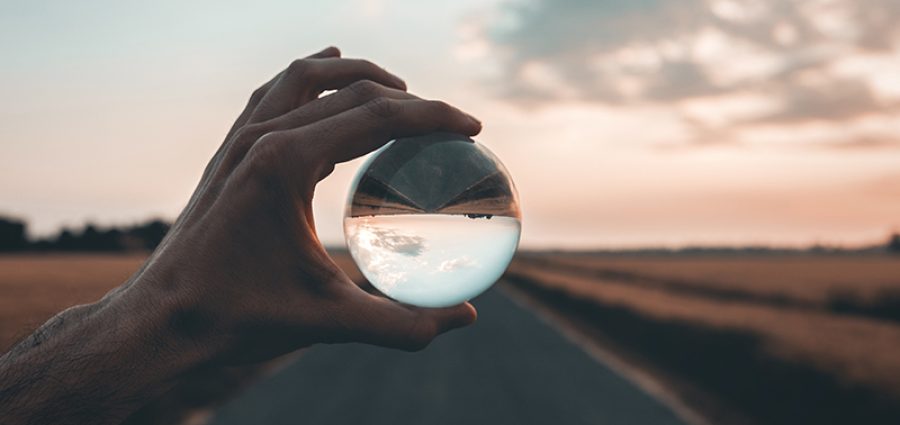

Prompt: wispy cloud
xmin=364 ymin=227 xmax=427 ymax=256
xmin=463 ymin=0 xmax=900 ymax=148
xmin=816 ymin=136 xmax=900 ymax=151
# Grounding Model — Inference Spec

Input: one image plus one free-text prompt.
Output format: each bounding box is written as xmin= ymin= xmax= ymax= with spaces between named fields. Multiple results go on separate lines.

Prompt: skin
xmin=0 ymin=46 xmax=480 ymax=425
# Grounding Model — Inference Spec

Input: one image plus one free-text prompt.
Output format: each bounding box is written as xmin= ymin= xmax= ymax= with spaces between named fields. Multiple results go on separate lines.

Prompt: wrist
xmin=118 ymin=267 xmax=221 ymax=375
xmin=0 ymin=271 xmax=216 ymax=425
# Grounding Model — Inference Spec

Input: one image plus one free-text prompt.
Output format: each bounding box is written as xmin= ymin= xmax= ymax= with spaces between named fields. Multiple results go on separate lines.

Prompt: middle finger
xmin=247 ymin=57 xmax=407 ymax=123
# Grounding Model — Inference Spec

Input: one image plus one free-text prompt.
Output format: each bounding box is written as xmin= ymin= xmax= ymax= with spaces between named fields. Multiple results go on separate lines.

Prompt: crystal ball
xmin=344 ymin=133 xmax=522 ymax=308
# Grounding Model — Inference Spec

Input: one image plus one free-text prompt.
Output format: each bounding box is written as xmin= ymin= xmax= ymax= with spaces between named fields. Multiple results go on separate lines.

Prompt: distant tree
xmin=888 ymin=233 xmax=900 ymax=254
xmin=30 ymin=238 xmax=54 ymax=252
xmin=2 ymin=217 xmax=169 ymax=252
xmin=128 ymin=219 xmax=169 ymax=250
xmin=104 ymin=228 xmax=124 ymax=250
xmin=55 ymin=228 xmax=77 ymax=251
xmin=0 ymin=217 xmax=27 ymax=252
xmin=80 ymin=223 xmax=125 ymax=251
xmin=82 ymin=224 xmax=101 ymax=251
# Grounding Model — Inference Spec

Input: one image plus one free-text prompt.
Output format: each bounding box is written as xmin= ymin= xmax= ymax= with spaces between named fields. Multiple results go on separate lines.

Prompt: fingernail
xmin=324 ymin=46 xmax=341 ymax=56
xmin=393 ymin=76 xmax=407 ymax=90
xmin=465 ymin=112 xmax=481 ymax=126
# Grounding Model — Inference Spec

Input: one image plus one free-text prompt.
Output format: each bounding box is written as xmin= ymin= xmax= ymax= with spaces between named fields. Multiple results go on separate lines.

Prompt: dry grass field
xmin=507 ymin=252 xmax=900 ymax=425
xmin=0 ymin=252 xmax=365 ymax=425
xmin=0 ymin=253 xmax=364 ymax=352
xmin=0 ymin=254 xmax=146 ymax=350
xmin=3 ymin=252 xmax=899 ymax=424
xmin=534 ymin=254 xmax=900 ymax=306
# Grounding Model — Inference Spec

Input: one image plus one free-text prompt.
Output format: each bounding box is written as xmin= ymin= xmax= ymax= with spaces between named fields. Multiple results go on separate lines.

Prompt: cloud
xmin=465 ymin=0 xmax=900 ymax=147
xmin=365 ymin=227 xmax=426 ymax=256
xmin=818 ymin=136 xmax=900 ymax=151
xmin=438 ymin=256 xmax=477 ymax=272
xmin=751 ymin=75 xmax=888 ymax=124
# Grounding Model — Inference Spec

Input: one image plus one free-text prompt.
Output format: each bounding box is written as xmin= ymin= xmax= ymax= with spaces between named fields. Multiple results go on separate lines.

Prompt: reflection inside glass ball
xmin=344 ymin=133 xmax=522 ymax=308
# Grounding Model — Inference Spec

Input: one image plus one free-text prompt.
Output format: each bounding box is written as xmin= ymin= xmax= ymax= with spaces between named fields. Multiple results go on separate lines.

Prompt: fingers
xmin=263 ymin=80 xmax=416 ymax=132
xmin=347 ymin=292 xmax=477 ymax=351
xmin=236 ymin=95 xmax=481 ymax=187
xmin=221 ymin=48 xmax=341 ymax=156
xmin=213 ymin=81 xmax=423 ymax=190
xmin=180 ymin=72 xmax=284 ymax=222
xmin=295 ymin=97 xmax=482 ymax=167
xmin=248 ymin=56 xmax=406 ymax=123
xmin=306 ymin=57 xmax=407 ymax=92
xmin=230 ymin=48 xmax=337 ymax=136
xmin=308 ymin=45 xmax=341 ymax=59
xmin=223 ymin=73 xmax=280 ymax=143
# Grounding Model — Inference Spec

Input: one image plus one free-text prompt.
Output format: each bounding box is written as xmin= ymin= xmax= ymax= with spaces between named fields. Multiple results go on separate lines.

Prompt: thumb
xmin=345 ymin=291 xmax=477 ymax=351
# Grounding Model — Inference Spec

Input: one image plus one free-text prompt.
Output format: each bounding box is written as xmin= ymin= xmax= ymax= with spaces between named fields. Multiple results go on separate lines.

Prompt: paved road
xmin=210 ymin=287 xmax=686 ymax=425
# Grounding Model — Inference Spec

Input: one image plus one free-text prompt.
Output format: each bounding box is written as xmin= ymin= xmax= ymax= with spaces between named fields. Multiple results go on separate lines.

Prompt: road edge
xmin=498 ymin=282 xmax=712 ymax=425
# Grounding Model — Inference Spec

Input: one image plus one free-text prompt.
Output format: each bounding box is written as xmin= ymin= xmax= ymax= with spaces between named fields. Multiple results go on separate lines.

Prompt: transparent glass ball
xmin=344 ymin=133 xmax=522 ymax=308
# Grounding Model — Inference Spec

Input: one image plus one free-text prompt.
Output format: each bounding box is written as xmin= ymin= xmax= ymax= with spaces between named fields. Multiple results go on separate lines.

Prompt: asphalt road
xmin=210 ymin=286 xmax=687 ymax=425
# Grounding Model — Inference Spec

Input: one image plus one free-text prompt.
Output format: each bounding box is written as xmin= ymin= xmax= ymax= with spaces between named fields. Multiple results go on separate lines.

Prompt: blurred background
xmin=2 ymin=1 xmax=899 ymax=424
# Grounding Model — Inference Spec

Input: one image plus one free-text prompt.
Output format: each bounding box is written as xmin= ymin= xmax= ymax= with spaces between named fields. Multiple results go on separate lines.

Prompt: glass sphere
xmin=344 ymin=133 xmax=522 ymax=308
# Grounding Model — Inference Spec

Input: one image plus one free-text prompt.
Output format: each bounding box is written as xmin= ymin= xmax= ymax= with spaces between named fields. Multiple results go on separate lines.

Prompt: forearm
xmin=0 ymin=277 xmax=209 ymax=425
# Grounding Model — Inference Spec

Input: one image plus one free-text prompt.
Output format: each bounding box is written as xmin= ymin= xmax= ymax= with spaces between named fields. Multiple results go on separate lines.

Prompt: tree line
xmin=0 ymin=216 xmax=169 ymax=252
xmin=1 ymin=215 xmax=899 ymax=254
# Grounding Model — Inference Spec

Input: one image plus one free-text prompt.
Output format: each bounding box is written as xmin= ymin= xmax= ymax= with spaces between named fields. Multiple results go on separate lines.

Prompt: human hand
xmin=132 ymin=46 xmax=481 ymax=364
xmin=0 ymin=47 xmax=484 ymax=425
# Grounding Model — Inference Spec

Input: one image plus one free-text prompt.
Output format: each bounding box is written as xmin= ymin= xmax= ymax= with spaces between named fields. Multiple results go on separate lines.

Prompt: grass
xmin=533 ymin=253 xmax=900 ymax=307
xmin=0 ymin=252 xmax=365 ymax=425
xmin=5 ymin=252 xmax=898 ymax=424
xmin=507 ymin=252 xmax=900 ymax=424
xmin=0 ymin=254 xmax=146 ymax=351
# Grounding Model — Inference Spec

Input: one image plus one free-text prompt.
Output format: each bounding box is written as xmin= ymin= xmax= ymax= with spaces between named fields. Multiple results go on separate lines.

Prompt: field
xmin=2 ymin=253 xmax=899 ymax=424
xmin=0 ymin=253 xmax=365 ymax=425
xmin=0 ymin=254 xmax=147 ymax=349
xmin=507 ymin=252 xmax=900 ymax=425
xmin=0 ymin=254 xmax=366 ymax=351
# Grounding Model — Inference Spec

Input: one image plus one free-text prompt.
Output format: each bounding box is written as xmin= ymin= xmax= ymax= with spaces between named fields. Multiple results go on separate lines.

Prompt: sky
xmin=1 ymin=0 xmax=899 ymax=249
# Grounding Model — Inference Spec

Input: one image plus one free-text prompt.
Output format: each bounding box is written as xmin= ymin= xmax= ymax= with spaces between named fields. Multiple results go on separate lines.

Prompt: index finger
xmin=301 ymin=98 xmax=482 ymax=166
xmin=248 ymin=57 xmax=407 ymax=123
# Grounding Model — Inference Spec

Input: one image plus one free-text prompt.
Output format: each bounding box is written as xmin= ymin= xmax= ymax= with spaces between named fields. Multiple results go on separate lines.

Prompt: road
xmin=209 ymin=286 xmax=687 ymax=425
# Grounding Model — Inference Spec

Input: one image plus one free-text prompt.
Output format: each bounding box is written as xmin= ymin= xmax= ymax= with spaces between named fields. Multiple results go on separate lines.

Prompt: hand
xmin=0 ymin=46 xmax=481 ymax=425
xmin=137 ymin=46 xmax=480 ymax=364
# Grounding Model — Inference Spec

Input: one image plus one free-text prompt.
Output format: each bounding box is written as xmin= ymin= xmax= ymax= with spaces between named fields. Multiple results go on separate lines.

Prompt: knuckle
xmin=230 ymin=136 xmax=257 ymax=157
xmin=229 ymin=124 xmax=268 ymax=155
xmin=362 ymin=97 xmax=401 ymax=119
xmin=347 ymin=79 xmax=383 ymax=101
xmin=249 ymin=86 xmax=267 ymax=104
xmin=286 ymin=58 xmax=314 ymax=78
xmin=429 ymin=100 xmax=454 ymax=116
xmin=243 ymin=132 xmax=286 ymax=175
xmin=243 ymin=130 xmax=323 ymax=182
xmin=356 ymin=58 xmax=378 ymax=71
xmin=231 ymin=123 xmax=265 ymax=144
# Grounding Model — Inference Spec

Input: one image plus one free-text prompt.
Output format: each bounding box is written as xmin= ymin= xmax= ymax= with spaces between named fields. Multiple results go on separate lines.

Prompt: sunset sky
xmin=2 ymin=0 xmax=899 ymax=248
